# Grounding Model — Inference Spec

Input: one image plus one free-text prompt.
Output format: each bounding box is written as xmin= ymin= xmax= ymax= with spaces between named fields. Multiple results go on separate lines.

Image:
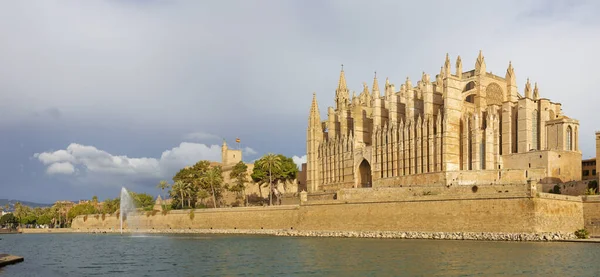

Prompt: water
xmin=1 ymin=233 xmax=600 ymax=276
xmin=119 ymin=187 xmax=136 ymax=234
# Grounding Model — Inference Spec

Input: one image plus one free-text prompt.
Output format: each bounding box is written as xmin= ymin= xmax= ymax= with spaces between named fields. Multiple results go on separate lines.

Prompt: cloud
xmin=4 ymin=0 xmax=600 ymax=203
xmin=292 ymin=155 xmax=307 ymax=170
xmin=46 ymin=162 xmax=75 ymax=175
xmin=33 ymin=142 xmax=231 ymax=185
xmin=243 ymin=147 xmax=257 ymax=156
xmin=183 ymin=132 xmax=221 ymax=142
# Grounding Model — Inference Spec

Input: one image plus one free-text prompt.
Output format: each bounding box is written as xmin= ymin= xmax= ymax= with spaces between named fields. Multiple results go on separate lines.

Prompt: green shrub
xmin=83 ymin=215 xmax=88 ymax=222
xmin=588 ymin=180 xmax=598 ymax=190
xmin=575 ymin=229 xmax=589 ymax=239
xmin=585 ymin=188 xmax=597 ymax=195
xmin=101 ymin=213 xmax=106 ymax=221
xmin=189 ymin=209 xmax=195 ymax=220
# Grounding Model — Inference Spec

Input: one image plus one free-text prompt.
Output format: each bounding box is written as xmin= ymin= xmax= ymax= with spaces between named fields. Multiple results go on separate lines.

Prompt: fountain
xmin=119 ymin=187 xmax=137 ymax=234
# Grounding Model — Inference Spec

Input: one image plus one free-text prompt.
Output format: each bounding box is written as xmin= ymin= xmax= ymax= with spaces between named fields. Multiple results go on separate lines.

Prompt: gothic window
xmin=532 ymin=110 xmax=539 ymax=150
xmin=465 ymin=95 xmax=475 ymax=103
xmin=486 ymin=83 xmax=503 ymax=106
xmin=464 ymin=81 xmax=476 ymax=92
xmin=566 ymin=126 xmax=573 ymax=151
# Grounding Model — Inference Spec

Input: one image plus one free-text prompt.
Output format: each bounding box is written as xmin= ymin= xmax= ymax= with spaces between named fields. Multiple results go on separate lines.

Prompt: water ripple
xmin=1 ymin=234 xmax=600 ymax=276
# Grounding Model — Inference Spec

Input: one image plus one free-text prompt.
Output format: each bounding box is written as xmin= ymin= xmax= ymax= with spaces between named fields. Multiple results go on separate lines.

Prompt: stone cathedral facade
xmin=306 ymin=52 xmax=581 ymax=193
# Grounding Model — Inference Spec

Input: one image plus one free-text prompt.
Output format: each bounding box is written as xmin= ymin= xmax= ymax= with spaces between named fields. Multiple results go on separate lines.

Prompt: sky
xmin=1 ymin=0 xmax=599 ymax=204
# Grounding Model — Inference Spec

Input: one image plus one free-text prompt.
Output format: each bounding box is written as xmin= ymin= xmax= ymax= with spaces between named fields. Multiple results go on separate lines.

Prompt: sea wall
xmin=583 ymin=195 xmax=600 ymax=237
xmin=72 ymin=184 xmax=585 ymax=237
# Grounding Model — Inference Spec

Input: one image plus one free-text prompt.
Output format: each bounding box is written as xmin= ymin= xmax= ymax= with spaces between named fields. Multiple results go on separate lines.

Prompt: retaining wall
xmin=72 ymin=184 xmax=584 ymax=235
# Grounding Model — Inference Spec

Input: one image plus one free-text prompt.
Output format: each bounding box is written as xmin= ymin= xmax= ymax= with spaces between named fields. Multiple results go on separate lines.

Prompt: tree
xmin=67 ymin=202 xmax=98 ymax=220
xmin=129 ymin=191 xmax=155 ymax=211
xmin=252 ymin=154 xmax=298 ymax=205
xmin=101 ymin=198 xmax=120 ymax=215
xmin=0 ymin=213 xmax=18 ymax=229
xmin=196 ymin=190 xmax=210 ymax=207
xmin=171 ymin=180 xmax=186 ymax=209
xmin=255 ymin=154 xmax=281 ymax=206
xmin=156 ymin=180 xmax=170 ymax=210
xmin=201 ymin=166 xmax=224 ymax=208
xmin=172 ymin=161 xmax=213 ymax=209
xmin=13 ymin=202 xmax=24 ymax=227
xmin=229 ymin=161 xmax=249 ymax=206
xmin=183 ymin=182 xmax=195 ymax=208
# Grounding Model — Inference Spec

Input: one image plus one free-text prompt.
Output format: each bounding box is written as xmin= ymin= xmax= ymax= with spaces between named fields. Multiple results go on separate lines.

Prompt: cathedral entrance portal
xmin=358 ymin=159 xmax=372 ymax=188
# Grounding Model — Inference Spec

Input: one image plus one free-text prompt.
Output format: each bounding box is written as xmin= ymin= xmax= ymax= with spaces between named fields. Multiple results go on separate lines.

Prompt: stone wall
xmin=72 ymin=206 xmax=299 ymax=231
xmin=73 ymin=185 xmax=584 ymax=235
xmin=532 ymin=194 xmax=584 ymax=233
xmin=372 ymin=169 xmax=545 ymax=189
xmin=541 ymin=179 xmax=597 ymax=196
xmin=502 ymin=150 xmax=581 ymax=183
xmin=583 ymin=195 xmax=600 ymax=237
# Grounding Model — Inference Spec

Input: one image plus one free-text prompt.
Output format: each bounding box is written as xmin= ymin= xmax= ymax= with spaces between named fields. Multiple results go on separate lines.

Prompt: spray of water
xmin=120 ymin=187 xmax=136 ymax=234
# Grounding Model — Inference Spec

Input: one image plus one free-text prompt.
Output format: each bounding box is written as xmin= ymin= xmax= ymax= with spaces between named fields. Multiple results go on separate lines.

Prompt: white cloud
xmin=183 ymin=132 xmax=221 ymax=142
xmin=46 ymin=162 xmax=75 ymax=175
xmin=292 ymin=155 xmax=307 ymax=170
xmin=243 ymin=147 xmax=258 ymax=156
xmin=33 ymin=142 xmax=233 ymax=185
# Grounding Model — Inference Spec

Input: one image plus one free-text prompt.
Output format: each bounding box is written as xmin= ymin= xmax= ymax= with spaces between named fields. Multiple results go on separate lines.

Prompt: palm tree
xmin=183 ymin=182 xmax=195 ymax=208
xmin=172 ymin=180 xmax=186 ymax=209
xmin=202 ymin=167 xmax=223 ymax=208
xmin=256 ymin=153 xmax=282 ymax=206
xmin=156 ymin=180 xmax=170 ymax=210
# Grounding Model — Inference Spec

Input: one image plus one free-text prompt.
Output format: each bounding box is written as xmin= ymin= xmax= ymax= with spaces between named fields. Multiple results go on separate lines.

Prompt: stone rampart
xmin=372 ymin=169 xmax=546 ymax=189
xmin=583 ymin=195 xmax=600 ymax=237
xmin=73 ymin=184 xmax=585 ymax=238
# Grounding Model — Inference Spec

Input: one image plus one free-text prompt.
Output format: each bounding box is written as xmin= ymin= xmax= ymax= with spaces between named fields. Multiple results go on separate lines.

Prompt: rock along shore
xmin=81 ymin=228 xmax=577 ymax=242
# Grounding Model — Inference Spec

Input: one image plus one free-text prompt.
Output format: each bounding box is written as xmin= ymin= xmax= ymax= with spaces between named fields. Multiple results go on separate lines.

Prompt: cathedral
xmin=306 ymin=51 xmax=581 ymax=193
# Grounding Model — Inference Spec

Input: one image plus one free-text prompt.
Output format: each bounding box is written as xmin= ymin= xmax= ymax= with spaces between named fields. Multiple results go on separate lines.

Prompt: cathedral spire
xmin=405 ymin=76 xmax=412 ymax=89
xmin=524 ymin=78 xmax=532 ymax=98
xmin=475 ymin=50 xmax=486 ymax=75
xmin=372 ymin=71 xmax=380 ymax=98
xmin=337 ymin=64 xmax=347 ymax=91
xmin=444 ymin=53 xmax=451 ymax=77
xmin=335 ymin=64 xmax=349 ymax=109
xmin=309 ymin=92 xmax=321 ymax=126
xmin=385 ymin=77 xmax=393 ymax=98
xmin=533 ymin=82 xmax=539 ymax=100
xmin=505 ymin=61 xmax=516 ymax=85
xmin=456 ymin=55 xmax=462 ymax=78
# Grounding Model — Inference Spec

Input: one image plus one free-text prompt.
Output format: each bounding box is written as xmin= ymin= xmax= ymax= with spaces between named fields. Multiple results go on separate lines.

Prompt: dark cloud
xmin=0 ymin=0 xmax=599 ymax=202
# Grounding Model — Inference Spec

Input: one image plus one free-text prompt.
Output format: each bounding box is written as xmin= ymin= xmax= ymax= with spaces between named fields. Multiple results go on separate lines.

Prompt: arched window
xmin=465 ymin=94 xmax=475 ymax=103
xmin=566 ymin=126 xmax=573 ymax=151
xmin=464 ymin=81 xmax=476 ymax=92
xmin=532 ymin=110 xmax=538 ymax=150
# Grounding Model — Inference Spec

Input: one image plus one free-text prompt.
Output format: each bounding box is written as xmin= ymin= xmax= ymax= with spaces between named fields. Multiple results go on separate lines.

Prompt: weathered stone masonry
xmin=306 ymin=51 xmax=581 ymax=192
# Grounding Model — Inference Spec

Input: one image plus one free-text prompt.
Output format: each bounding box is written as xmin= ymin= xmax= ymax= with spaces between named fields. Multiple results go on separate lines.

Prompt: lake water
xmin=1 ymin=233 xmax=599 ymax=276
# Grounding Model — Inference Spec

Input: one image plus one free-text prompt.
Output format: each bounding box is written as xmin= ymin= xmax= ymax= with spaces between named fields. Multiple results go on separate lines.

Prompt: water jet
xmin=120 ymin=187 xmax=136 ymax=235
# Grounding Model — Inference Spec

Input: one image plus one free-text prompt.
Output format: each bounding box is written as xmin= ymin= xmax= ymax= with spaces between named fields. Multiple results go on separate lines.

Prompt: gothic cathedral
xmin=306 ymin=51 xmax=581 ymax=193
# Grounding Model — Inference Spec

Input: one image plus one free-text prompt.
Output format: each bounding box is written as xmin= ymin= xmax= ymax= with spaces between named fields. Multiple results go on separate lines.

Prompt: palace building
xmin=306 ymin=51 xmax=581 ymax=192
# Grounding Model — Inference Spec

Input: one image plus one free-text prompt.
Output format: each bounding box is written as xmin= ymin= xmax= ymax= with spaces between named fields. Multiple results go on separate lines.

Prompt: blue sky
xmin=1 ymin=0 xmax=599 ymax=203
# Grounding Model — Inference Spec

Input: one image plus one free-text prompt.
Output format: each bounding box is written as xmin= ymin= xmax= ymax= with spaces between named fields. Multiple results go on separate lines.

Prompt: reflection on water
xmin=1 ymin=233 xmax=599 ymax=276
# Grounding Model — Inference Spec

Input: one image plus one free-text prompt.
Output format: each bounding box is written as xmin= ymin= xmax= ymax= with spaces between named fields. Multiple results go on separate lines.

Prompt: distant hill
xmin=0 ymin=199 xmax=53 ymax=212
